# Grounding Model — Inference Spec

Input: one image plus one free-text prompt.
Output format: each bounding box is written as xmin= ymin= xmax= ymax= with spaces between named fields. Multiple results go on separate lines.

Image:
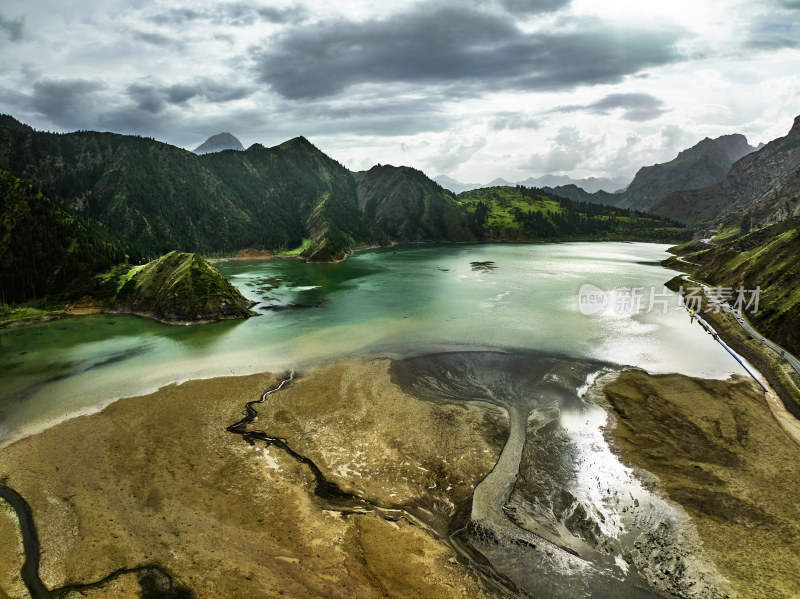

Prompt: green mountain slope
xmin=0 ymin=169 xmax=144 ymax=304
xmin=681 ymin=217 xmax=800 ymax=354
xmin=355 ymin=165 xmax=472 ymax=241
xmin=457 ymin=186 xmax=690 ymax=242
xmin=0 ymin=116 xmax=376 ymax=258
xmin=113 ymin=251 xmax=254 ymax=323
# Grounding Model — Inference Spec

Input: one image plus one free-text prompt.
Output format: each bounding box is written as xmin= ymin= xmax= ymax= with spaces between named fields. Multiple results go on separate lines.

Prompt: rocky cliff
xmin=622 ymin=133 xmax=756 ymax=212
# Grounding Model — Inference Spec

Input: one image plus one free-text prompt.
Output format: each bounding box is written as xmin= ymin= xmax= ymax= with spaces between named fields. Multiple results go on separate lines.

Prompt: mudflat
xmin=0 ymin=359 xmax=507 ymax=598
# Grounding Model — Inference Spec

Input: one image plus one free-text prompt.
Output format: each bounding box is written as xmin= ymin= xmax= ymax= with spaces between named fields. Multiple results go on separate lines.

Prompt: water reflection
xmin=393 ymin=350 xmax=718 ymax=599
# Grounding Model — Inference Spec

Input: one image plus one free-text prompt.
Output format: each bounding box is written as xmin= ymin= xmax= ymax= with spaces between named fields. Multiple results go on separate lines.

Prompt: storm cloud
xmin=127 ymin=80 xmax=253 ymax=114
xmin=1 ymin=0 xmax=798 ymax=181
xmin=253 ymin=7 xmax=684 ymax=99
xmin=31 ymin=79 xmax=106 ymax=128
xmin=148 ymin=3 xmax=306 ymax=26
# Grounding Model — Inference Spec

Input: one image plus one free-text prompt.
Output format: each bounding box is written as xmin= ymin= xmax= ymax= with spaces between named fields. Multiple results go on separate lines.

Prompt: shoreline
xmin=0 ymin=239 xmax=676 ymax=330
xmin=665 ymin=274 xmax=800 ymax=426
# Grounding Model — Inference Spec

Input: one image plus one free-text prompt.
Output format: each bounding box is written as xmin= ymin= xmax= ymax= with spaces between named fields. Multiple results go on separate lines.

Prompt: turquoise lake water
xmin=0 ymin=242 xmax=747 ymax=446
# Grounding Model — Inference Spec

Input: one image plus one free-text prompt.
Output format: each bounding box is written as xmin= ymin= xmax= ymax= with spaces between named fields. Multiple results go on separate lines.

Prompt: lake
xmin=0 ymin=242 xmax=745 ymax=447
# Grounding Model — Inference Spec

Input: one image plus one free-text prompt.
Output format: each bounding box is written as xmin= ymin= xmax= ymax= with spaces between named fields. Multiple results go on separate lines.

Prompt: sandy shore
xmin=0 ymin=358 xmax=507 ymax=599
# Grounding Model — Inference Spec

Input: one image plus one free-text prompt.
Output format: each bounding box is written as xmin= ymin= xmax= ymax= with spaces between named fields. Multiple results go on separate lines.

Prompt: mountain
xmin=435 ymin=174 xmax=629 ymax=195
xmin=651 ymin=116 xmax=800 ymax=228
xmin=0 ymin=168 xmax=144 ymax=304
xmin=192 ymin=132 xmax=244 ymax=155
xmin=541 ymin=184 xmax=624 ymax=207
xmin=519 ymin=174 xmax=629 ymax=194
xmin=432 ymin=175 xmax=478 ymax=194
xmin=356 ymin=165 xmax=472 ymax=241
xmin=621 ymin=134 xmax=756 ymax=212
xmin=113 ymin=251 xmax=254 ymax=323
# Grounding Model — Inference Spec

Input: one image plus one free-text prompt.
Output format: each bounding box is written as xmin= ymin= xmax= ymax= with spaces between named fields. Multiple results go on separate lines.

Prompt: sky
xmin=1 ymin=0 xmax=799 ymax=184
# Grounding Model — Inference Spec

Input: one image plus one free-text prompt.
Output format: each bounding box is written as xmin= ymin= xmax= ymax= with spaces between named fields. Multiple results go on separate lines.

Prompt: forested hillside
xmin=0 ymin=116 xmax=378 ymax=259
xmin=457 ymin=186 xmax=691 ymax=243
xmin=0 ymin=169 xmax=145 ymax=303
xmin=355 ymin=165 xmax=472 ymax=241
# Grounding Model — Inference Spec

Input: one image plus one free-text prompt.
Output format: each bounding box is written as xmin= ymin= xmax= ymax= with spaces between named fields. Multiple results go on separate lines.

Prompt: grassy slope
xmin=114 ymin=251 xmax=253 ymax=322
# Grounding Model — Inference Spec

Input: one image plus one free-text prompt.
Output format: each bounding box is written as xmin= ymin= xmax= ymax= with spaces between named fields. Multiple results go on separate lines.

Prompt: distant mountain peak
xmin=789 ymin=115 xmax=800 ymax=139
xmin=193 ymin=132 xmax=244 ymax=155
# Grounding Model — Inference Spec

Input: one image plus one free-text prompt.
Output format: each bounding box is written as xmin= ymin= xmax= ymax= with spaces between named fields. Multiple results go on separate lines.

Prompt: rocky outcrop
xmin=622 ymin=133 xmax=756 ymax=212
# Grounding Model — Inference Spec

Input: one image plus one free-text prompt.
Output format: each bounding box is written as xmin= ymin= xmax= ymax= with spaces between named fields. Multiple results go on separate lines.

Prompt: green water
xmin=0 ymin=242 xmax=745 ymax=446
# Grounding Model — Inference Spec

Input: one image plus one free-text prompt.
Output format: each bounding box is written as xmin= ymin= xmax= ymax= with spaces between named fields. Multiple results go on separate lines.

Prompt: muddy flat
xmin=0 ymin=359 xmax=506 ymax=598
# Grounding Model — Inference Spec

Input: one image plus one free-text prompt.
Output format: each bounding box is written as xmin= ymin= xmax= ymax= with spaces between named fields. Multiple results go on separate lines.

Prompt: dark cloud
xmin=255 ymin=5 xmax=307 ymax=23
xmin=253 ymin=7 xmax=684 ymax=100
xmin=166 ymin=84 xmax=197 ymax=104
xmin=149 ymin=8 xmax=202 ymax=25
xmin=127 ymin=80 xmax=253 ymax=113
xmin=148 ymin=3 xmax=305 ymax=26
xmin=494 ymin=0 xmax=572 ymax=15
xmin=553 ymin=93 xmax=667 ymax=122
xmin=127 ymin=83 xmax=165 ymax=113
xmin=779 ymin=0 xmax=800 ymax=8
xmin=31 ymin=79 xmax=105 ymax=128
xmin=0 ymin=14 xmax=24 ymax=42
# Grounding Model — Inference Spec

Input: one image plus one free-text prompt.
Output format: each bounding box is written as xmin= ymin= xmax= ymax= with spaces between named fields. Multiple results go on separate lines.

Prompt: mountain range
xmin=0 ymin=115 xmax=469 ymax=264
xmin=2 ymin=112 xmax=800 ymax=309
xmin=651 ymin=117 xmax=800 ymax=229
xmin=539 ymin=133 xmax=758 ymax=213
xmin=435 ymin=174 xmax=629 ymax=195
